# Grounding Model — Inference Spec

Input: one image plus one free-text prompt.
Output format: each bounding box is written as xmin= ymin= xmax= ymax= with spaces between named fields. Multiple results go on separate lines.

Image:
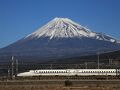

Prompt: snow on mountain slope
xmin=25 ymin=17 xmax=118 ymax=43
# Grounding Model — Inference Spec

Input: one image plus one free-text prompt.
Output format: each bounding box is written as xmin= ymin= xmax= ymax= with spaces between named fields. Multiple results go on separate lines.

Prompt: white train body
xmin=17 ymin=69 xmax=119 ymax=77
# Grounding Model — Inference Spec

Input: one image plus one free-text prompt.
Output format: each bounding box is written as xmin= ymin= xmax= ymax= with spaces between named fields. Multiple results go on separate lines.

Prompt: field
xmin=0 ymin=80 xmax=120 ymax=90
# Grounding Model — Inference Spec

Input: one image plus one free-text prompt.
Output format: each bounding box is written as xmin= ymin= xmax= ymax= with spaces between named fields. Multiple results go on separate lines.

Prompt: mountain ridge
xmin=0 ymin=17 xmax=120 ymax=63
xmin=24 ymin=17 xmax=119 ymax=43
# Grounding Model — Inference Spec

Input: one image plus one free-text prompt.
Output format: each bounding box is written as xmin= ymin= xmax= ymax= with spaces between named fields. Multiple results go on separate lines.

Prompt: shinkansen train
xmin=17 ymin=69 xmax=120 ymax=77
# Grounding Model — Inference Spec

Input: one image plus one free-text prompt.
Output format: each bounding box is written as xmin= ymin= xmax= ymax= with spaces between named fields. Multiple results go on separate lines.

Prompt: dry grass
xmin=0 ymin=80 xmax=120 ymax=90
xmin=0 ymin=85 xmax=120 ymax=90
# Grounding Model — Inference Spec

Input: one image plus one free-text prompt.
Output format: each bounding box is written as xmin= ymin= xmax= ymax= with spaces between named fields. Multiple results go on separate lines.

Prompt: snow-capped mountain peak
xmin=26 ymin=17 xmax=96 ymax=39
xmin=25 ymin=17 xmax=118 ymax=43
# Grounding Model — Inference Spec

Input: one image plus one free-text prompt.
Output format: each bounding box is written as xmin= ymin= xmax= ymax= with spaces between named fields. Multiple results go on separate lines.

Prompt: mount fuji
xmin=0 ymin=17 xmax=120 ymax=63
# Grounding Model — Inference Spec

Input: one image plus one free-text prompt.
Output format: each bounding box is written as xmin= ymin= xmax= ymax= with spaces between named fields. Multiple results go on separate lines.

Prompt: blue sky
xmin=0 ymin=0 xmax=120 ymax=48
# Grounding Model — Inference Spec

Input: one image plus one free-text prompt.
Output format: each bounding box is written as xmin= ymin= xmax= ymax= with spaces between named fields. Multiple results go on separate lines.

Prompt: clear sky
xmin=0 ymin=0 xmax=120 ymax=48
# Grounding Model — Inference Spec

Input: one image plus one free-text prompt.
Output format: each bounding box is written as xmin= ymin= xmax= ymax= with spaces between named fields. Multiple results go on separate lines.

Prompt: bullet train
xmin=17 ymin=69 xmax=120 ymax=76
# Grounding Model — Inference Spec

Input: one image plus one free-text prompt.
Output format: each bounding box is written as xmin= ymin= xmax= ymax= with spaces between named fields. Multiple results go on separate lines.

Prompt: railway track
xmin=15 ymin=76 xmax=120 ymax=80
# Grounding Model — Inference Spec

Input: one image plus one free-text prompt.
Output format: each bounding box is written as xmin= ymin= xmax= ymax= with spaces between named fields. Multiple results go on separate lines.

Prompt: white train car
xmin=17 ymin=69 xmax=119 ymax=77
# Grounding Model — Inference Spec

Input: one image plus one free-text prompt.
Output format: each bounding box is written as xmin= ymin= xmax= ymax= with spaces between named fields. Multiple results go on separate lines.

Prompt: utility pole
xmin=7 ymin=66 xmax=10 ymax=79
xmin=108 ymin=58 xmax=112 ymax=65
xmin=11 ymin=56 xmax=14 ymax=80
xmin=85 ymin=62 xmax=88 ymax=69
xmin=15 ymin=59 xmax=18 ymax=77
xmin=50 ymin=64 xmax=52 ymax=69
xmin=97 ymin=52 xmax=100 ymax=69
